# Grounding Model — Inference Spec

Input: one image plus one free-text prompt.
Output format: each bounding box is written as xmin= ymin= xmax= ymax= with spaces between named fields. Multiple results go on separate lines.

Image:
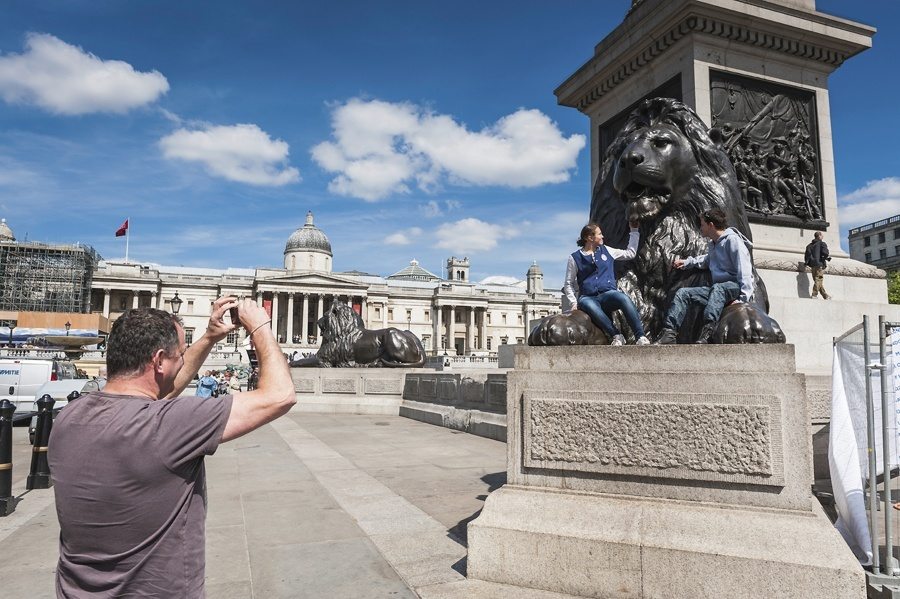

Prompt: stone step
xmin=513 ymin=344 xmax=797 ymax=374
xmin=417 ymin=579 xmax=584 ymax=599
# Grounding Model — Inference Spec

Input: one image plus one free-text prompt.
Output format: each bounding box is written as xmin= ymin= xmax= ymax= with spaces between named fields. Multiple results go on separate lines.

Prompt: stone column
xmin=103 ymin=289 xmax=111 ymax=317
xmin=271 ymin=292 xmax=279 ymax=338
xmin=432 ymin=305 xmax=444 ymax=355
xmin=301 ymin=293 xmax=309 ymax=344
xmin=255 ymin=292 xmax=262 ymax=305
xmin=361 ymin=296 xmax=367 ymax=326
xmin=468 ymin=307 xmax=476 ymax=353
xmin=151 ymin=292 xmax=158 ymax=310
xmin=132 ymin=292 xmax=139 ymax=309
xmin=479 ymin=308 xmax=487 ymax=350
xmin=448 ymin=305 xmax=456 ymax=355
xmin=286 ymin=293 xmax=295 ymax=344
xmin=316 ymin=295 xmax=324 ymax=343
xmin=382 ymin=303 xmax=388 ymax=328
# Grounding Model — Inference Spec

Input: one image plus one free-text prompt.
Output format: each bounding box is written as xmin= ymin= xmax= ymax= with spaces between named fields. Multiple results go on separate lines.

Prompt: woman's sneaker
xmin=635 ymin=336 xmax=651 ymax=346
xmin=611 ymin=334 xmax=626 ymax=346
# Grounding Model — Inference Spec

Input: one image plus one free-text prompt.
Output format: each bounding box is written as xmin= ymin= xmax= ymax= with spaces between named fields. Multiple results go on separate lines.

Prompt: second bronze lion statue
xmin=531 ymin=97 xmax=785 ymax=346
xmin=291 ymin=301 xmax=426 ymax=368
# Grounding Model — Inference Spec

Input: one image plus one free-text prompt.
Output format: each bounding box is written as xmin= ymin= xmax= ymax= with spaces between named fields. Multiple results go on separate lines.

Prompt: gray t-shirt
xmin=49 ymin=391 xmax=233 ymax=598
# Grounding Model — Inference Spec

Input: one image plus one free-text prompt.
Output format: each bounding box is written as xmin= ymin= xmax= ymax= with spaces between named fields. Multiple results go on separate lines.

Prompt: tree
xmin=888 ymin=271 xmax=900 ymax=305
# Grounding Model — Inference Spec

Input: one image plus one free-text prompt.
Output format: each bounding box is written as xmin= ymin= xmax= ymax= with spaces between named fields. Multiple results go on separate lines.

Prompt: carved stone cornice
xmin=755 ymin=258 xmax=886 ymax=279
xmin=556 ymin=0 xmax=874 ymax=113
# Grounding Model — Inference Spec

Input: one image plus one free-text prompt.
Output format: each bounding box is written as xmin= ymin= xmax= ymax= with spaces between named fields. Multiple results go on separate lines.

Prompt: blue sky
xmin=1 ymin=1 xmax=897 ymax=289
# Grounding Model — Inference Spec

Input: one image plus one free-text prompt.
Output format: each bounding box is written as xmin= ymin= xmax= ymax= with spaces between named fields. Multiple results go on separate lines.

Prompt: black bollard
xmin=0 ymin=399 xmax=15 ymax=516
xmin=66 ymin=390 xmax=81 ymax=403
xmin=26 ymin=394 xmax=55 ymax=490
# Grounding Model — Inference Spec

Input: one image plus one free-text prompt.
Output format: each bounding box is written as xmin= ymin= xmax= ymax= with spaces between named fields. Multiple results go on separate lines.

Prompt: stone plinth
xmin=456 ymin=345 xmax=864 ymax=599
xmin=289 ymin=368 xmax=411 ymax=415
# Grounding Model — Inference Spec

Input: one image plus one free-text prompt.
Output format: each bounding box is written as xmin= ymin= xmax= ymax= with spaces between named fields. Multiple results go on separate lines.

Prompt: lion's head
xmin=592 ymin=98 xmax=749 ymax=247
xmin=316 ymin=301 xmax=364 ymax=367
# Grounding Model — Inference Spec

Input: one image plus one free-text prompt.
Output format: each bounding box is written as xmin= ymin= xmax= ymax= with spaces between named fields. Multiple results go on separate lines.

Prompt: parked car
xmin=0 ymin=356 xmax=79 ymax=416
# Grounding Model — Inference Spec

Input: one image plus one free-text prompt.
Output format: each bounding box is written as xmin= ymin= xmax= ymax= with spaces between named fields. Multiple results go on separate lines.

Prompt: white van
xmin=0 ymin=357 xmax=79 ymax=415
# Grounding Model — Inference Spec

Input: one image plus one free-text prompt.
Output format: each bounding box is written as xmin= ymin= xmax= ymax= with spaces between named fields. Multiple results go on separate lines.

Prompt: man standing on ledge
xmin=656 ymin=208 xmax=754 ymax=344
xmin=49 ymin=297 xmax=295 ymax=598
xmin=805 ymin=231 xmax=831 ymax=299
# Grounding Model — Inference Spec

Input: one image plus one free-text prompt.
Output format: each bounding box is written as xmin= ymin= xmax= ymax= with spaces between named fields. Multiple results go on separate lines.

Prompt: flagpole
xmin=125 ymin=216 xmax=130 ymax=263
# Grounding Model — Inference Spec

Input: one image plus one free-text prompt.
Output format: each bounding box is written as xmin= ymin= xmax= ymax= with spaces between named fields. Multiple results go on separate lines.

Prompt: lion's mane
xmin=317 ymin=302 xmax=364 ymax=368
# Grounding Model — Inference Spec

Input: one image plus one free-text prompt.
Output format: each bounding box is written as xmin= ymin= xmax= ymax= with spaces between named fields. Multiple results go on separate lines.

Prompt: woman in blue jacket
xmin=562 ymin=222 xmax=649 ymax=346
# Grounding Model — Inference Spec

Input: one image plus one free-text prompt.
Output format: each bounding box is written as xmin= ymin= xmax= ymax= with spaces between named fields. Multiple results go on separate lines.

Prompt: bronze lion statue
xmin=531 ymin=98 xmax=784 ymax=345
xmin=291 ymin=301 xmax=426 ymax=368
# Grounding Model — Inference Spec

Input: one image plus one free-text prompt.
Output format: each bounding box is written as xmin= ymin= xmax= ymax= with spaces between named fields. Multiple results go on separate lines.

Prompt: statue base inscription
xmin=438 ymin=346 xmax=863 ymax=598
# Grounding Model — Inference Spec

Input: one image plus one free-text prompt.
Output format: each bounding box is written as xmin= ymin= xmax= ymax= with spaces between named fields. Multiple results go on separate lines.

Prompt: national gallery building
xmin=87 ymin=213 xmax=562 ymax=356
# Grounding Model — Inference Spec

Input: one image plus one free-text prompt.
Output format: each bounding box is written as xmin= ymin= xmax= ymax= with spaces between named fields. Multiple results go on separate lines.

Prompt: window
xmin=880 ymin=249 xmax=888 ymax=259
xmin=864 ymin=236 xmax=871 ymax=247
xmin=187 ymin=300 xmax=194 ymax=314
xmin=184 ymin=328 xmax=194 ymax=345
xmin=486 ymin=312 xmax=492 ymax=324
xmin=406 ymin=309 xmax=412 ymax=320
xmin=455 ymin=311 xmax=463 ymax=323
xmin=487 ymin=337 xmax=492 ymax=350
xmin=517 ymin=314 xmax=523 ymax=324
xmin=388 ymin=308 xmax=394 ymax=320
xmin=502 ymin=313 xmax=507 ymax=324
xmin=424 ymin=310 xmax=430 ymax=320
xmin=895 ymin=229 xmax=900 ymax=240
xmin=226 ymin=330 xmax=238 ymax=345
xmin=865 ymin=252 xmax=872 ymax=262
xmin=879 ymin=232 xmax=886 ymax=244
xmin=119 ymin=296 xmax=127 ymax=310
xmin=375 ymin=306 xmax=381 ymax=318
xmin=896 ymin=246 xmax=900 ymax=256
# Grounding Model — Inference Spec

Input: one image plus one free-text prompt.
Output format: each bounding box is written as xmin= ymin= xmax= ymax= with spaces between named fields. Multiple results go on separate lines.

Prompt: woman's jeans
xmin=578 ymin=290 xmax=645 ymax=338
xmin=663 ymin=281 xmax=741 ymax=330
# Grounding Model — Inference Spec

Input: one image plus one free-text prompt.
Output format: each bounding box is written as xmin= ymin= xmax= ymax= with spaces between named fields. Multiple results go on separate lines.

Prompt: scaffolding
xmin=0 ymin=240 xmax=100 ymax=313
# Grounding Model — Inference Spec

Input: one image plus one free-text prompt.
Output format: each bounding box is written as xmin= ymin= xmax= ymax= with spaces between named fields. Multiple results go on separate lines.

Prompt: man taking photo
xmin=49 ymin=296 xmax=295 ymax=597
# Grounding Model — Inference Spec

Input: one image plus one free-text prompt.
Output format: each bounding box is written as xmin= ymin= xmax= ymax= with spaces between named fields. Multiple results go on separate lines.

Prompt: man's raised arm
xmin=166 ymin=296 xmax=239 ymax=399
xmin=220 ymin=299 xmax=296 ymax=443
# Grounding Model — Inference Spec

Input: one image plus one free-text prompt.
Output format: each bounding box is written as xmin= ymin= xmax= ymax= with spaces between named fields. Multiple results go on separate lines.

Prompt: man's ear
xmin=152 ymin=349 xmax=167 ymax=373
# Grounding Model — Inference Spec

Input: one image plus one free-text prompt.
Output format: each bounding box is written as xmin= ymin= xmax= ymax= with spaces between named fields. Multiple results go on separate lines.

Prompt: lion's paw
xmin=528 ymin=311 xmax=609 ymax=346
xmin=713 ymin=303 xmax=786 ymax=344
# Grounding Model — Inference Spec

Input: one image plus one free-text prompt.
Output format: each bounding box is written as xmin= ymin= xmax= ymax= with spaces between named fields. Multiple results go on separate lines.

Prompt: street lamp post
xmin=8 ymin=324 xmax=14 ymax=347
xmin=170 ymin=292 xmax=183 ymax=315
xmin=65 ymin=321 xmax=71 ymax=336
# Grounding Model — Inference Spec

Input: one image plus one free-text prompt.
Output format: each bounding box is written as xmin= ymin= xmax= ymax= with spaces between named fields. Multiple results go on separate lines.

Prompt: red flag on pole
xmin=115 ymin=219 xmax=129 ymax=237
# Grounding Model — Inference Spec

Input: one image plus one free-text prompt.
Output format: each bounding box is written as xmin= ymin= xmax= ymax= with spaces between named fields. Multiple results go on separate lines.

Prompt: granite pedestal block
xmin=459 ymin=345 xmax=864 ymax=599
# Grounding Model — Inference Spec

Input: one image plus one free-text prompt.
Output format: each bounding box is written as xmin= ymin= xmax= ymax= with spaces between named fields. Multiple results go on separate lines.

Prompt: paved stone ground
xmin=0 ymin=412 xmax=507 ymax=598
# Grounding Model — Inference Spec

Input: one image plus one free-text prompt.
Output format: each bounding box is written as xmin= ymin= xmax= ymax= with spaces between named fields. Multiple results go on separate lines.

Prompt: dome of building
xmin=284 ymin=211 xmax=333 ymax=272
xmin=285 ymin=211 xmax=332 ymax=256
xmin=0 ymin=218 xmax=15 ymax=242
xmin=527 ymin=261 xmax=542 ymax=277
xmin=387 ymin=259 xmax=441 ymax=282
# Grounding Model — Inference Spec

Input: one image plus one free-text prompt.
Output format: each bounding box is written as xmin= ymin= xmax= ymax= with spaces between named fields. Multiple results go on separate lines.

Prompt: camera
xmin=229 ymin=306 xmax=241 ymax=328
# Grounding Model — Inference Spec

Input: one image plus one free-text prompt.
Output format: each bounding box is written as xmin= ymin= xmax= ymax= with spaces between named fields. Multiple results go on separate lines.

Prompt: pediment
xmin=257 ymin=272 xmax=369 ymax=288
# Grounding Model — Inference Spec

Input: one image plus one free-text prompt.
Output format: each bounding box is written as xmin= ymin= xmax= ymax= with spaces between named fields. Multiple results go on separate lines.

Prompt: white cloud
xmin=311 ymin=98 xmax=585 ymax=201
xmin=420 ymin=200 xmax=442 ymax=218
xmin=838 ymin=177 xmax=900 ymax=229
xmin=385 ymin=227 xmax=423 ymax=246
xmin=435 ymin=218 xmax=518 ymax=253
xmin=0 ymin=33 xmax=168 ymax=115
xmin=159 ymin=124 xmax=300 ymax=186
xmin=480 ymin=275 xmax=522 ymax=286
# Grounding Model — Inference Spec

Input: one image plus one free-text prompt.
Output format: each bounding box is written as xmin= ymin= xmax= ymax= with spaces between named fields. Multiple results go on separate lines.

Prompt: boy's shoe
xmin=635 ymin=336 xmax=651 ymax=346
xmin=695 ymin=322 xmax=717 ymax=344
xmin=655 ymin=328 xmax=677 ymax=345
xmin=611 ymin=334 xmax=626 ymax=346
